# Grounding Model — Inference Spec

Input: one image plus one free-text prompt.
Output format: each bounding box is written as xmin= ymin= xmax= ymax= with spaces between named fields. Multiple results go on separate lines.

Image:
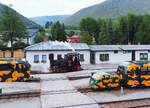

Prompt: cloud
xmin=0 ymin=0 xmax=105 ymax=17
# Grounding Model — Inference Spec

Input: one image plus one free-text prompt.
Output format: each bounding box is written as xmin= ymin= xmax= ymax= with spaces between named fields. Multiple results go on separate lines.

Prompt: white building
xmin=25 ymin=41 xmax=90 ymax=72
xmin=90 ymin=45 xmax=150 ymax=64
xmin=25 ymin=41 xmax=150 ymax=72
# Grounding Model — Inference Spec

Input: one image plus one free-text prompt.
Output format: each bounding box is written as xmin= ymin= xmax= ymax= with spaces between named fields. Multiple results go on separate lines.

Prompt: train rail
xmin=99 ymin=98 xmax=150 ymax=108
xmin=0 ymin=91 xmax=40 ymax=100
xmin=48 ymin=97 xmax=150 ymax=108
xmin=67 ymin=75 xmax=90 ymax=80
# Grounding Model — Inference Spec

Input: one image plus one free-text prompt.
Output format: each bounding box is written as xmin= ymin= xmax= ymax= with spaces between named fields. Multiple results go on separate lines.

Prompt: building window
xmin=127 ymin=50 xmax=131 ymax=53
xmin=80 ymin=54 xmax=84 ymax=62
xmin=123 ymin=50 xmax=131 ymax=54
xmin=114 ymin=51 xmax=118 ymax=54
xmin=42 ymin=55 xmax=47 ymax=63
xmin=140 ymin=53 xmax=148 ymax=60
xmin=34 ymin=55 xmax=39 ymax=63
xmin=100 ymin=54 xmax=109 ymax=61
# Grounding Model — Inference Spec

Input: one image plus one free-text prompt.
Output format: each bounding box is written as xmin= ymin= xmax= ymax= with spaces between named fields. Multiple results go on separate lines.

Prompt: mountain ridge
xmin=64 ymin=0 xmax=150 ymax=26
xmin=30 ymin=15 xmax=70 ymax=26
xmin=0 ymin=3 xmax=39 ymax=27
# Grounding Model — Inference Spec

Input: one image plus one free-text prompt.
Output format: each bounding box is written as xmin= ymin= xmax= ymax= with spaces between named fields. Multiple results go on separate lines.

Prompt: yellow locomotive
xmin=0 ymin=59 xmax=31 ymax=82
xmin=89 ymin=61 xmax=150 ymax=90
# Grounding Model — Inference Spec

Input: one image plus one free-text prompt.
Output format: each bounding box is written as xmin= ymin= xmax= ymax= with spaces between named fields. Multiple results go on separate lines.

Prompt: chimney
xmin=44 ymin=36 xmax=48 ymax=41
xmin=128 ymin=42 xmax=131 ymax=45
xmin=138 ymin=42 xmax=141 ymax=45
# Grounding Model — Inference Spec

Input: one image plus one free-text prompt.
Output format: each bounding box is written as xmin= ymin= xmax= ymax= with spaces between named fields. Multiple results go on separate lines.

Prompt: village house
xmin=25 ymin=40 xmax=150 ymax=72
xmin=67 ymin=35 xmax=81 ymax=43
xmin=25 ymin=28 xmax=40 ymax=45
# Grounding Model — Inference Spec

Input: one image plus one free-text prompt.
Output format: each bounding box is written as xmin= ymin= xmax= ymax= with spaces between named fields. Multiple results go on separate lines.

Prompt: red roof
xmin=67 ymin=35 xmax=81 ymax=43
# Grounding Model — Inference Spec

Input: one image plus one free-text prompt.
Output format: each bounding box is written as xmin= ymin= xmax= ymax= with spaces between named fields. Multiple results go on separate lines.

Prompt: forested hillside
xmin=64 ymin=0 xmax=150 ymax=25
xmin=0 ymin=3 xmax=39 ymax=27
xmin=80 ymin=14 xmax=150 ymax=45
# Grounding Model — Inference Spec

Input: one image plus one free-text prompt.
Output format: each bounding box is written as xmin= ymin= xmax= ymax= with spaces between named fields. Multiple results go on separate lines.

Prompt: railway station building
xmin=25 ymin=41 xmax=150 ymax=72
xmin=25 ymin=41 xmax=90 ymax=72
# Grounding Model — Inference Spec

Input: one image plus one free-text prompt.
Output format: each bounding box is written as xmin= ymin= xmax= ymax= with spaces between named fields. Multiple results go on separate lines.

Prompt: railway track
xmin=48 ymin=97 xmax=150 ymax=108
xmin=99 ymin=98 xmax=150 ymax=108
xmin=0 ymin=91 xmax=40 ymax=99
xmin=67 ymin=75 xmax=90 ymax=80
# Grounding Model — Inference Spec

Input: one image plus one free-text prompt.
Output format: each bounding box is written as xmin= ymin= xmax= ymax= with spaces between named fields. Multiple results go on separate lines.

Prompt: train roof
xmin=119 ymin=61 xmax=150 ymax=67
xmin=0 ymin=59 xmax=30 ymax=66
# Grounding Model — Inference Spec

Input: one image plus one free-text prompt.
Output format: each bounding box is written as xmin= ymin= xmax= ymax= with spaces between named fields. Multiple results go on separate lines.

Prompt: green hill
xmin=64 ymin=0 xmax=150 ymax=26
xmin=30 ymin=15 xmax=70 ymax=26
xmin=0 ymin=3 xmax=39 ymax=27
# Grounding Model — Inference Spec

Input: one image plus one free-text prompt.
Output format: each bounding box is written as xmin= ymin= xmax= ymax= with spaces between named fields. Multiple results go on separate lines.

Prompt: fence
xmin=0 ymin=50 xmax=24 ymax=58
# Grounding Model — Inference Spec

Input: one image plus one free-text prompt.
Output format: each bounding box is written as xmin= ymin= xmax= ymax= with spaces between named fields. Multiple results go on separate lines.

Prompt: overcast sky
xmin=0 ymin=0 xmax=105 ymax=18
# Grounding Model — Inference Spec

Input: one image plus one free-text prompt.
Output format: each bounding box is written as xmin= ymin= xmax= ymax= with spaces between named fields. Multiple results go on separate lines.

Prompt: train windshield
xmin=92 ymin=72 xmax=108 ymax=80
xmin=117 ymin=66 xmax=127 ymax=74
xmin=0 ymin=64 xmax=12 ymax=71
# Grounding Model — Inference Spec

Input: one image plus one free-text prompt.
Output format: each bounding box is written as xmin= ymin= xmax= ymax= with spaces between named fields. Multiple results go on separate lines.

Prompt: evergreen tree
xmin=45 ymin=21 xmax=50 ymax=28
xmin=51 ymin=21 xmax=66 ymax=41
xmin=98 ymin=21 xmax=110 ymax=45
xmin=135 ymin=15 xmax=150 ymax=44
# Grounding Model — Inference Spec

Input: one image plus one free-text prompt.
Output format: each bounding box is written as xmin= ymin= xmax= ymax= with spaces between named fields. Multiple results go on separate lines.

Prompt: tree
xmin=61 ymin=24 xmax=66 ymax=41
xmin=118 ymin=15 xmax=129 ymax=44
xmin=98 ymin=21 xmax=110 ymax=45
xmin=51 ymin=21 xmax=66 ymax=41
xmin=13 ymin=41 xmax=29 ymax=49
xmin=68 ymin=31 xmax=75 ymax=37
xmin=0 ymin=5 xmax=26 ymax=57
xmin=80 ymin=17 xmax=99 ymax=44
xmin=45 ymin=21 xmax=50 ymax=28
xmin=80 ymin=31 xmax=93 ymax=45
xmin=34 ymin=32 xmax=45 ymax=43
xmin=135 ymin=15 xmax=150 ymax=44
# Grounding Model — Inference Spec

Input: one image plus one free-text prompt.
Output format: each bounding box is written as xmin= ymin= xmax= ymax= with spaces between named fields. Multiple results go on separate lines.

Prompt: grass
xmin=45 ymin=28 xmax=81 ymax=34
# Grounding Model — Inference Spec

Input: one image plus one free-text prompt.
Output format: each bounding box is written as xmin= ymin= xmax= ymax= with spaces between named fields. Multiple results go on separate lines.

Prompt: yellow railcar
xmin=0 ymin=59 xmax=31 ymax=82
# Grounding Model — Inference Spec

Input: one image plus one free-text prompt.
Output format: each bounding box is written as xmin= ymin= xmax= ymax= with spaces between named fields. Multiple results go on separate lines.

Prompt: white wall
xmin=26 ymin=50 xmax=90 ymax=72
xmin=135 ymin=51 xmax=149 ymax=61
xmin=26 ymin=51 xmax=50 ymax=72
xmin=77 ymin=50 xmax=90 ymax=64
xmin=95 ymin=50 xmax=150 ymax=64
xmin=95 ymin=51 xmax=132 ymax=64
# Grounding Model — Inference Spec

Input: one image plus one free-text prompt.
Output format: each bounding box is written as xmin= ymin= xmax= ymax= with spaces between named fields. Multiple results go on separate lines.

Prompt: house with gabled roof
xmin=26 ymin=28 xmax=40 ymax=45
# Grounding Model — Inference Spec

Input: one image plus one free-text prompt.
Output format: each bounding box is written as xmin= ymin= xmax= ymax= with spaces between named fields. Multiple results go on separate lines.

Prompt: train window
xmin=141 ymin=67 xmax=150 ymax=74
xmin=34 ymin=55 xmax=39 ymax=63
xmin=42 ymin=55 xmax=47 ymax=63
xmin=140 ymin=53 xmax=148 ymax=60
xmin=117 ymin=66 xmax=126 ymax=74
xmin=80 ymin=54 xmax=84 ymax=62
xmin=57 ymin=55 xmax=62 ymax=60
xmin=64 ymin=55 xmax=68 ymax=59
xmin=100 ymin=54 xmax=109 ymax=61
xmin=0 ymin=64 xmax=12 ymax=71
